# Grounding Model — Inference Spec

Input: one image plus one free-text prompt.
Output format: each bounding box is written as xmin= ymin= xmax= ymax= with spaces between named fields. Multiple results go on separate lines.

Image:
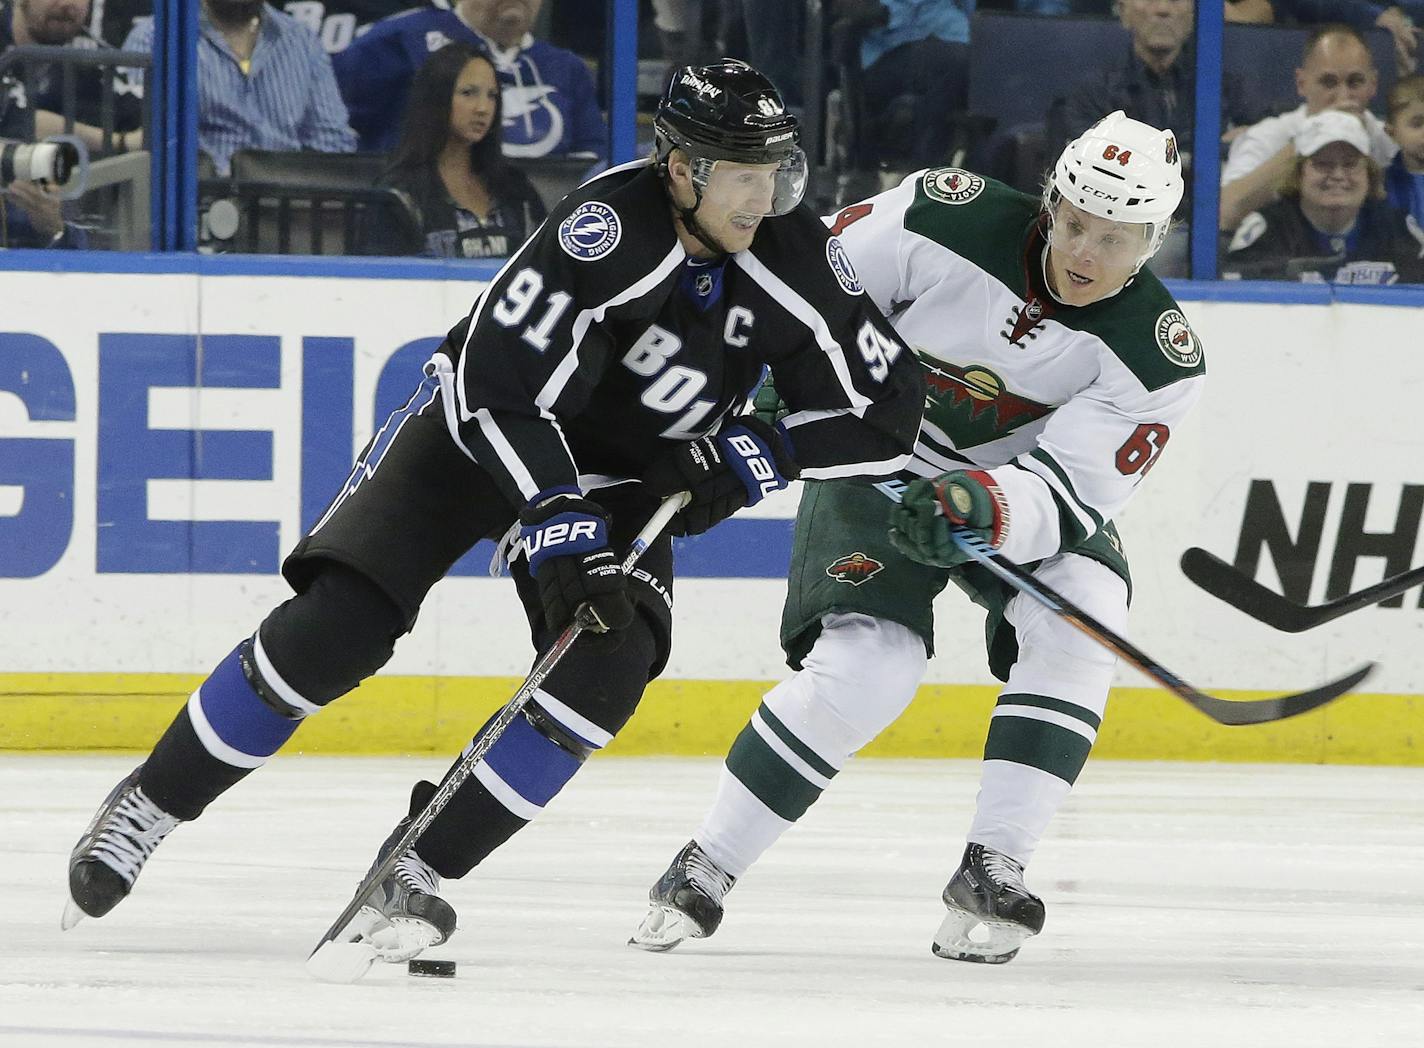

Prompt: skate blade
xmin=60 ymin=896 xmax=86 ymax=931
xmin=306 ymin=940 xmax=379 ymax=984
xmin=352 ymin=905 xmax=444 ymax=964
xmin=931 ymin=906 xmax=1035 ymax=965
xmin=628 ymin=905 xmax=701 ymax=953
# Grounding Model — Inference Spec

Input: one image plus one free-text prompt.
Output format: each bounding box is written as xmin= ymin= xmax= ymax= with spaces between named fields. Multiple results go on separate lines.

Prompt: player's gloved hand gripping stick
xmin=305 ymin=491 xmax=691 ymax=984
xmin=881 ymin=476 xmax=1374 ymax=727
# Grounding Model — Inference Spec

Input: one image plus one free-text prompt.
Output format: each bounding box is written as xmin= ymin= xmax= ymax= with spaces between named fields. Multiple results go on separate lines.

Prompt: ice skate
xmin=932 ymin=843 xmax=1045 ymax=964
xmin=629 ymin=840 xmax=736 ymax=952
xmin=352 ymin=782 xmax=457 ymax=963
xmin=62 ymin=767 xmax=182 ymax=929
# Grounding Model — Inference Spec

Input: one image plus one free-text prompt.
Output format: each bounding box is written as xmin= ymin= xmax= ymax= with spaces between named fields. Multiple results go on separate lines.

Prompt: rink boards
xmin=1 ymin=263 xmax=1422 ymax=762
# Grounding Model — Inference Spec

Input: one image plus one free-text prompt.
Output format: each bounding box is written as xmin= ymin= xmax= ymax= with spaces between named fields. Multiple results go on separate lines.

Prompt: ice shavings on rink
xmin=7 ymin=756 xmax=1423 ymax=1048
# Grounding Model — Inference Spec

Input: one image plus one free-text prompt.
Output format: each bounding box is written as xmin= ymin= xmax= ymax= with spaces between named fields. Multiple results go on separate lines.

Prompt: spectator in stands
xmin=122 ymin=1 xmax=356 ymax=176
xmin=831 ymin=0 xmax=974 ymax=174
xmin=1 ymin=0 xmax=143 ymax=153
xmin=1056 ymin=0 xmax=1256 ymax=162
xmin=1224 ymin=109 xmax=1424 ymax=281
xmin=651 ymin=0 xmax=709 ymax=80
xmin=334 ymin=0 xmax=606 ymax=159
xmin=377 ymin=42 xmax=545 ymax=258
xmin=1268 ymin=0 xmax=1421 ymax=76
xmin=1052 ymin=0 xmax=1257 ymax=276
xmin=718 ymin=0 xmax=804 ymax=110
xmin=1385 ymin=72 xmax=1424 ymax=228
xmin=1219 ymin=24 xmax=1398 ymax=230
xmin=280 ymin=1 xmax=444 ymax=56
xmin=1 ymin=176 xmax=87 ymax=247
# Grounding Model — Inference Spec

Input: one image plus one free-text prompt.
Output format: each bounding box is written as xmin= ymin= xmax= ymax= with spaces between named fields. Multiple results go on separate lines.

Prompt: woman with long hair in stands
xmin=382 ymin=43 xmax=547 ymax=258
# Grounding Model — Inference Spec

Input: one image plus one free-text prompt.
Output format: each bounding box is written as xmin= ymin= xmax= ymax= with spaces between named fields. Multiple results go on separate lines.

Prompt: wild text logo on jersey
xmin=826 ymin=552 xmax=884 ymax=586
xmin=559 ymin=202 xmax=622 ymax=261
xmin=921 ymin=361 xmax=1052 ymax=448
xmin=923 ymin=168 xmax=985 ymax=205
xmin=826 ymin=237 xmax=863 ymax=295
xmin=1153 ymin=310 xmax=1201 ymax=368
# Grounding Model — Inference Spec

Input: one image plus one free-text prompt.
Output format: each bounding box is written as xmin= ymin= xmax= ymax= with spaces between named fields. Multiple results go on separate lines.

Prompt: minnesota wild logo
xmin=921 ymin=360 xmax=1052 ymax=448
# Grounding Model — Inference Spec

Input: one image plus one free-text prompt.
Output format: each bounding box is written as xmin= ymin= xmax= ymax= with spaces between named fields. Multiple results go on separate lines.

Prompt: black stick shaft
xmin=1181 ymin=547 xmax=1424 ymax=632
xmin=946 ymin=527 xmax=1372 ymax=726
xmin=308 ymin=492 xmax=688 ymax=957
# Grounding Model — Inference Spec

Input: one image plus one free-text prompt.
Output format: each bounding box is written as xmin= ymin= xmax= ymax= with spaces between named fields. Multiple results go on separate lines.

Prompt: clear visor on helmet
xmin=690 ymin=150 xmax=808 ymax=218
xmin=1044 ymin=192 xmax=1160 ymax=272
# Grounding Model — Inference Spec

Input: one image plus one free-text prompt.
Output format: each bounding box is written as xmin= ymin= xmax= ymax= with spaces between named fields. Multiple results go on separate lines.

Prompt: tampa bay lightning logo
xmin=558 ymin=201 xmax=621 ymax=261
xmin=826 ymin=236 xmax=863 ymax=295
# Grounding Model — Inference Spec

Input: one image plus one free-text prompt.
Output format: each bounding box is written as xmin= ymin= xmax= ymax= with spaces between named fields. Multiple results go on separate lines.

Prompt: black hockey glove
xmin=641 ymin=416 xmax=799 ymax=536
xmin=520 ymin=495 xmax=635 ymax=647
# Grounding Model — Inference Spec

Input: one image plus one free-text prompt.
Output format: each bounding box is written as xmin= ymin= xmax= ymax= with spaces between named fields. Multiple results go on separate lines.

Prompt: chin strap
xmin=666 ymin=172 xmax=731 ymax=257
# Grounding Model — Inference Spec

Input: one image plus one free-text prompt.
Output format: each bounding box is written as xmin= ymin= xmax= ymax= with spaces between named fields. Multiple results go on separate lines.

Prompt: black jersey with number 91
xmin=430 ymin=160 xmax=923 ymax=510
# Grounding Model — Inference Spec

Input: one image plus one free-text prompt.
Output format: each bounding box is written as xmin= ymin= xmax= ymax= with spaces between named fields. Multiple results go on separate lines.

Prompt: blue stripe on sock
xmin=482 ymin=714 xmax=583 ymax=808
xmin=198 ymin=645 xmax=301 ymax=759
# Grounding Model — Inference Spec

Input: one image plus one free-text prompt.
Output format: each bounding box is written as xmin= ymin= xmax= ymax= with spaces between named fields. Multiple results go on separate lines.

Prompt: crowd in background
xmin=2 ymin=0 xmax=1422 ymax=282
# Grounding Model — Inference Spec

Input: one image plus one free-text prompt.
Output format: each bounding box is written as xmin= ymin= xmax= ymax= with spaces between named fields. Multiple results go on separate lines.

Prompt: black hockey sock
xmin=140 ymin=640 xmax=306 ymax=821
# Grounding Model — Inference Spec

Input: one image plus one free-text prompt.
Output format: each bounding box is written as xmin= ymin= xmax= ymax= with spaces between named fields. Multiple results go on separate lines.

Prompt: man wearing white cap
xmin=1227 ymin=108 xmax=1424 ymax=283
xmin=1220 ymin=24 xmax=1399 ymax=232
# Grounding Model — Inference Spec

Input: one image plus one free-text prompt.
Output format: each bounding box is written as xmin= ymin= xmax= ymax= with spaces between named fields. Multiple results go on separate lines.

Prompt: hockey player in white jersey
xmin=631 ymin=111 xmax=1205 ymax=963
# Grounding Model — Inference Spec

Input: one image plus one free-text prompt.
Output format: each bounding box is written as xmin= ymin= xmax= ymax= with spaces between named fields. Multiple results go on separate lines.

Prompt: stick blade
xmin=1187 ymin=662 xmax=1375 ymax=726
xmin=1180 ymin=548 xmax=1311 ymax=632
xmin=306 ymin=940 xmax=378 ymax=984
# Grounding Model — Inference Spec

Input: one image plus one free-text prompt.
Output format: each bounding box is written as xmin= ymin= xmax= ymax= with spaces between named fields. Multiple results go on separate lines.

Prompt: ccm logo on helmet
xmin=525 ymin=520 xmax=600 ymax=558
xmin=726 ymin=433 xmax=782 ymax=499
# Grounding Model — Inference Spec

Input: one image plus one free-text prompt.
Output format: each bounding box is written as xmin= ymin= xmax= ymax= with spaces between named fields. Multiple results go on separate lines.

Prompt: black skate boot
xmin=628 ymin=840 xmax=736 ymax=952
xmin=932 ymin=843 xmax=1046 ymax=964
xmin=352 ymin=781 xmax=457 ymax=964
xmin=62 ymin=767 xmax=182 ymax=929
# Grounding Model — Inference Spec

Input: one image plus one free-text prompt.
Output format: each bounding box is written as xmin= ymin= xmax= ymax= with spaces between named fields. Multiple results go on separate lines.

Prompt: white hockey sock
xmin=695 ymin=767 xmax=792 ymax=880
xmin=965 ymin=759 xmax=1071 ymax=866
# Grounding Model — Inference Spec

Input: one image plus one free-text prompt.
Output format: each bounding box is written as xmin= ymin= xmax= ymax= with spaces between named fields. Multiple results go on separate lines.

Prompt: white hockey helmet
xmin=1044 ymin=111 xmax=1185 ymax=265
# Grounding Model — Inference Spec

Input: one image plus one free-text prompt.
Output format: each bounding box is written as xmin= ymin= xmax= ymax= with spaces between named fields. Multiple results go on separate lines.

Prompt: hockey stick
xmin=305 ymin=491 xmax=690 ymax=983
xmin=1180 ymin=547 xmax=1424 ymax=633
xmin=945 ymin=527 xmax=1373 ymax=726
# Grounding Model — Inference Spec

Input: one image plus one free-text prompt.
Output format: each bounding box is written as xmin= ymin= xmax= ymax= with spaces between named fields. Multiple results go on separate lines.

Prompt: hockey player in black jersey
xmin=61 ymin=60 xmax=923 ymax=965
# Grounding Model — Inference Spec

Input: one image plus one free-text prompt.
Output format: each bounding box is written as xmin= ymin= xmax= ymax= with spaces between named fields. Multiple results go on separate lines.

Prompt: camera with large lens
xmin=0 ymin=139 xmax=80 ymax=188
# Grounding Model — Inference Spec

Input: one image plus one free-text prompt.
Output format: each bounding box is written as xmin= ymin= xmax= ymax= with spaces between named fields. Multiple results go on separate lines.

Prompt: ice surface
xmin=7 ymin=755 xmax=1423 ymax=1047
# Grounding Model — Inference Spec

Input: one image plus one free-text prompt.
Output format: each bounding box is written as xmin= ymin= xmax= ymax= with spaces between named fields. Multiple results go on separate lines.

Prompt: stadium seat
xmin=229 ymin=150 xmax=391 ymax=191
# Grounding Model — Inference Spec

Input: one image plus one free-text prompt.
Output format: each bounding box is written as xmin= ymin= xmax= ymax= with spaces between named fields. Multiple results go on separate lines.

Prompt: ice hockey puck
xmin=407 ymin=959 xmax=456 ymax=978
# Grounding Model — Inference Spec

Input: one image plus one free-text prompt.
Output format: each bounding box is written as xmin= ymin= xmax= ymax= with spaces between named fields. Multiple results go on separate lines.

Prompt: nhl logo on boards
xmin=826 ymin=237 xmax=863 ymax=294
xmin=826 ymin=552 xmax=884 ymax=586
xmin=1153 ymin=309 xmax=1201 ymax=368
xmin=923 ymin=168 xmax=985 ymax=205
xmin=559 ymin=201 xmax=621 ymax=261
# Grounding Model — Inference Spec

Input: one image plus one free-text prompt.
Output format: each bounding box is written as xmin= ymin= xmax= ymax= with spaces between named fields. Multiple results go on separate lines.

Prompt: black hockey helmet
xmin=654 ymin=59 xmax=807 ymax=218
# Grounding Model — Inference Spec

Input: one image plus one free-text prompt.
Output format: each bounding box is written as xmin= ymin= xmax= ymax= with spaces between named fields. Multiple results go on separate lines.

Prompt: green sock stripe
xmin=757 ymin=703 xmax=839 ymax=780
xmin=983 ymin=715 xmax=1093 ymax=785
xmin=725 ymin=722 xmax=825 ymax=822
xmin=995 ymin=692 xmax=1102 ymax=731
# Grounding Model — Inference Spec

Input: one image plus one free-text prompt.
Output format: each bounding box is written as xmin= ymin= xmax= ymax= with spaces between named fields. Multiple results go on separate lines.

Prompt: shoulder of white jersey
xmin=1083 ymin=272 xmax=1206 ymax=392
xmin=899 ymin=167 xmax=1039 ymax=249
